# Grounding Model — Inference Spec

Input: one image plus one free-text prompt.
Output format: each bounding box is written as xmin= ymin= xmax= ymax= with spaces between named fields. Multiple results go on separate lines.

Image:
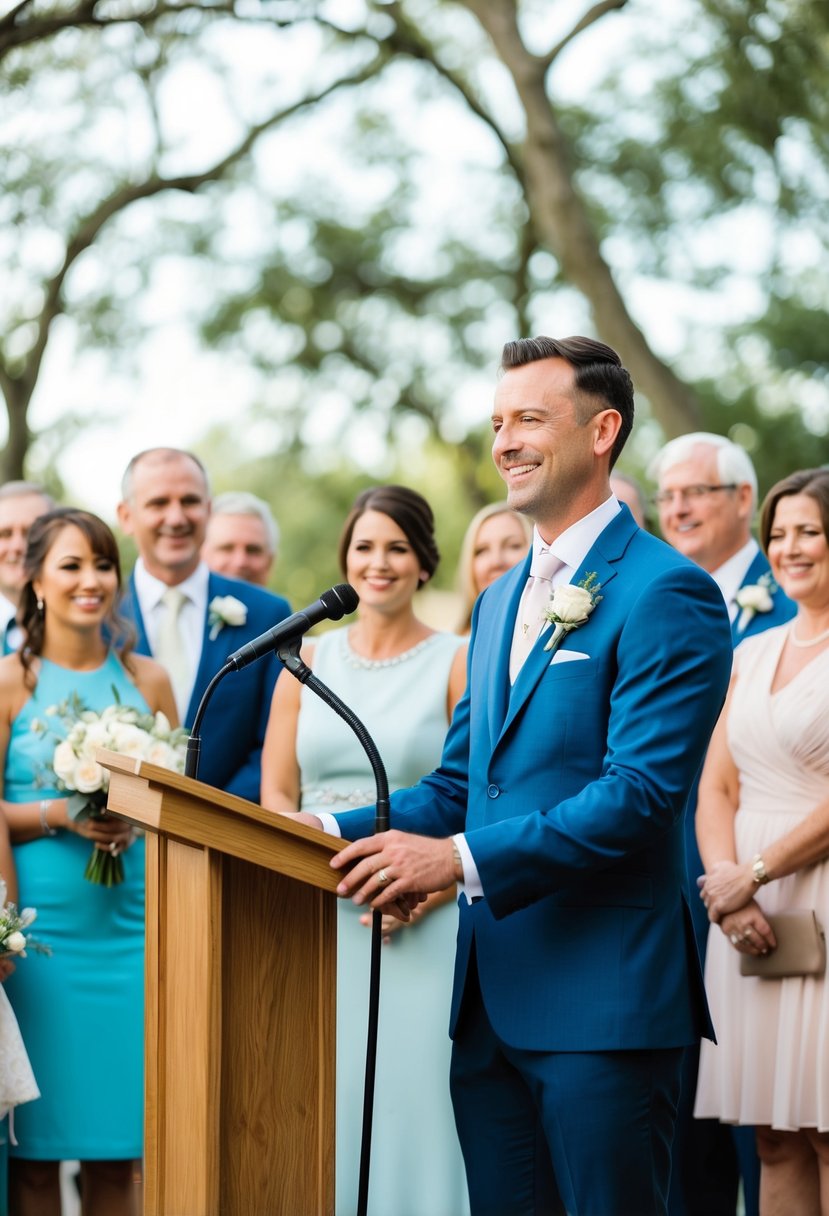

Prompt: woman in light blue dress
xmin=0 ymin=508 xmax=176 ymax=1216
xmin=262 ymin=485 xmax=470 ymax=1216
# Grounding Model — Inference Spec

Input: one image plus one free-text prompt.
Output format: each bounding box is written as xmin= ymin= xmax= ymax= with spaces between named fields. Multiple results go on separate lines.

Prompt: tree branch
xmin=381 ymin=2 xmax=526 ymax=188
xmin=15 ymin=50 xmax=388 ymax=400
xmin=0 ymin=0 xmax=235 ymax=59
xmin=541 ymin=0 xmax=628 ymax=71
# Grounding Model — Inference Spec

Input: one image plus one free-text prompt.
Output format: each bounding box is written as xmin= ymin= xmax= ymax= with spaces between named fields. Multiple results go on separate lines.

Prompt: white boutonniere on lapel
xmin=542 ymin=572 xmax=602 ymax=656
xmin=207 ymin=595 xmax=248 ymax=641
xmin=734 ymin=571 xmax=775 ymax=633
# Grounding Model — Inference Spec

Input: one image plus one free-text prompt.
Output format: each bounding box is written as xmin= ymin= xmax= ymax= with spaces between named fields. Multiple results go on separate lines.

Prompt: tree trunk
xmin=463 ymin=0 xmax=701 ymax=437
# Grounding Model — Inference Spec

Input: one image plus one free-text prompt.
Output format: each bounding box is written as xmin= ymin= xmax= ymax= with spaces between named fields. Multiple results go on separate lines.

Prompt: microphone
xmin=226 ymin=583 xmax=359 ymax=671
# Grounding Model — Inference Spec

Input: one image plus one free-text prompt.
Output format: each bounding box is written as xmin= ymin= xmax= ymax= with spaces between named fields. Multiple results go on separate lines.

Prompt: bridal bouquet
xmin=32 ymin=692 xmax=189 ymax=886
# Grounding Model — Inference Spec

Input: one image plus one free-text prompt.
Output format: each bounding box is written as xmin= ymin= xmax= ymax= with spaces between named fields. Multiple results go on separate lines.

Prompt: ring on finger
xmin=377 ymin=868 xmax=390 ymax=886
xmin=110 ymin=841 xmax=119 ymax=855
xmin=730 ymin=933 xmax=740 ymax=945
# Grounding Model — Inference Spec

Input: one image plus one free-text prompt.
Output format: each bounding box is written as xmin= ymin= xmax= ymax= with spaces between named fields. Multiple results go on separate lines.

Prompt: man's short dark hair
xmin=500 ymin=335 xmax=634 ymax=467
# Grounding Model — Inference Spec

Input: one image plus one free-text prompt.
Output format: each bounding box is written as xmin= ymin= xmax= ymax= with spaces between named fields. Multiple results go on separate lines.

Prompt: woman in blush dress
xmin=0 ymin=508 xmax=176 ymax=1216
xmin=696 ymin=468 xmax=829 ymax=1214
xmin=456 ymin=502 xmax=531 ymax=635
xmin=261 ymin=485 xmax=469 ymax=1216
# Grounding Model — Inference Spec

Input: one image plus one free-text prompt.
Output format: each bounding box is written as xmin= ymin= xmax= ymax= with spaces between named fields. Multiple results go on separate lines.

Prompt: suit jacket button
xmin=487 ymin=784 xmax=500 ymax=798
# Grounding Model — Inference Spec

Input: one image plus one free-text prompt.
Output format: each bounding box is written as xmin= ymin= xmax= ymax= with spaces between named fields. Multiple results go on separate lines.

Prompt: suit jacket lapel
xmin=125 ymin=574 xmax=151 ymax=655
xmin=486 ymin=555 xmax=530 ymax=745
xmin=187 ymin=575 xmax=221 ymax=723
xmin=496 ymin=511 xmax=634 ymax=746
xmin=731 ymin=550 xmax=770 ymax=644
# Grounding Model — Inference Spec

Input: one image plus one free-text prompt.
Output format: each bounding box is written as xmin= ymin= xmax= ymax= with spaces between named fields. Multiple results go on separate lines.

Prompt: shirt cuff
xmin=453 ymin=833 xmax=483 ymax=902
xmin=316 ymin=813 xmax=342 ymax=837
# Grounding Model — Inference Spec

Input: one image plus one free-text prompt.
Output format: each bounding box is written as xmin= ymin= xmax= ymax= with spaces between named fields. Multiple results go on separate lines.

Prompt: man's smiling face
xmin=656 ymin=445 xmax=752 ymax=573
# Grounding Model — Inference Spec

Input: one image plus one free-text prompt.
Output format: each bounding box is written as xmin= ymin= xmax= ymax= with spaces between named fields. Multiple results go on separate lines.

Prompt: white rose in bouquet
xmin=53 ymin=740 xmax=78 ymax=784
xmin=73 ymin=758 xmax=106 ymax=795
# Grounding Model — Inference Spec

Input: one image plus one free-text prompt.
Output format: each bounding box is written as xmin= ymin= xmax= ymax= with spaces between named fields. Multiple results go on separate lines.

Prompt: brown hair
xmin=500 ymin=335 xmax=634 ymax=467
xmin=760 ymin=468 xmax=829 ymax=553
xmin=18 ymin=508 xmax=135 ymax=687
xmin=337 ymin=486 xmax=440 ymax=586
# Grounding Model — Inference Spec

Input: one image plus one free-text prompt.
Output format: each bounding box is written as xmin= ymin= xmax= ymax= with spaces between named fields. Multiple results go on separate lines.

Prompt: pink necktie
xmin=509 ymin=549 xmax=562 ymax=682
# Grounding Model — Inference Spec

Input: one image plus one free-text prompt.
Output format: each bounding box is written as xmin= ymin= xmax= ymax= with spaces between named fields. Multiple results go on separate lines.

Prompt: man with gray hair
xmin=202 ymin=491 xmax=279 ymax=587
xmin=117 ymin=448 xmax=291 ymax=802
xmin=0 ymin=480 xmax=55 ymax=652
xmin=650 ymin=432 xmax=795 ymax=1216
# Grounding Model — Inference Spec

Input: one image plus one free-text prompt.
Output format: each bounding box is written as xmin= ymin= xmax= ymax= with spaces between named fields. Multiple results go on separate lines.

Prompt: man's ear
xmin=735 ymin=482 xmax=754 ymax=521
xmin=116 ymin=500 xmax=133 ymax=536
xmin=593 ymin=409 xmax=622 ymax=459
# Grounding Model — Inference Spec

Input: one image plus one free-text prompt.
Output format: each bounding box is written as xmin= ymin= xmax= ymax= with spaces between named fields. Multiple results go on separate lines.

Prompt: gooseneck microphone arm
xmin=183 ymin=583 xmax=359 ymax=782
xmin=276 ymin=641 xmax=388 ymax=1216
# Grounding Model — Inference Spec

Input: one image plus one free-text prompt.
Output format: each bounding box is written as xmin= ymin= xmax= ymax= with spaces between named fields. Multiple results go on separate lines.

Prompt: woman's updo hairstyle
xmin=337 ymin=485 xmax=440 ymax=587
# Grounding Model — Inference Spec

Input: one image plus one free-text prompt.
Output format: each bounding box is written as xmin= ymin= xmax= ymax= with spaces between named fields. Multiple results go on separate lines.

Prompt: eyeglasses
xmin=652 ymin=483 xmax=738 ymax=507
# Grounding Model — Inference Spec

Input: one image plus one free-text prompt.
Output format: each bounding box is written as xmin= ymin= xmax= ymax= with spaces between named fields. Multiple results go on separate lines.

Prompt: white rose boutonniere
xmin=543 ymin=572 xmax=602 ymax=655
xmin=734 ymin=572 xmax=775 ymax=633
xmin=208 ymin=595 xmax=248 ymax=641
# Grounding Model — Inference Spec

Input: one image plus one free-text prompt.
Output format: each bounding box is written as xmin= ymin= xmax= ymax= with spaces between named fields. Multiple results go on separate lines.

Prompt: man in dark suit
xmin=651 ymin=432 xmax=796 ymax=1216
xmin=0 ymin=481 xmax=54 ymax=654
xmin=292 ymin=337 xmax=733 ymax=1215
xmin=117 ymin=448 xmax=290 ymax=802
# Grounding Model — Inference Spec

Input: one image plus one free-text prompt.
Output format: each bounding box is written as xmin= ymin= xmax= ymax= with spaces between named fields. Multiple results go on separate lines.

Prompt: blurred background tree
xmin=2 ymin=0 xmax=828 ymax=606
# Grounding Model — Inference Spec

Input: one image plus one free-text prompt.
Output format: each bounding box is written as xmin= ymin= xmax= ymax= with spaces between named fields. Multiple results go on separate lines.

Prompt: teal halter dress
xmin=3 ymin=653 xmax=146 ymax=1162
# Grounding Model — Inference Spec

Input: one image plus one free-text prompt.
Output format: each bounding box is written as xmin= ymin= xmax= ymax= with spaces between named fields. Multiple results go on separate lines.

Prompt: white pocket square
xmin=550 ymin=650 xmax=590 ymax=665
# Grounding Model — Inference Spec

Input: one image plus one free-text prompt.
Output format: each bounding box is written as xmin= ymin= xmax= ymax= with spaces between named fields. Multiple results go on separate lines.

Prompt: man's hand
xmin=332 ymin=830 xmax=457 ymax=914
xmin=698 ymin=859 xmax=755 ymax=922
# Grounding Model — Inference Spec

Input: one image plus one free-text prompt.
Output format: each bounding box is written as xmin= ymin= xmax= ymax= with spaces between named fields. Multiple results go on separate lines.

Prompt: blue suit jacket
xmin=686 ymin=548 xmax=796 ymax=953
xmin=121 ymin=570 xmax=290 ymax=803
xmin=335 ymin=507 xmax=733 ymax=1053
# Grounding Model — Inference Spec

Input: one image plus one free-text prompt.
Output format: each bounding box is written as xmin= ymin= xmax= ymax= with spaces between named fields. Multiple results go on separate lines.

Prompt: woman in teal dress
xmin=0 ymin=508 xmax=176 ymax=1216
xmin=262 ymin=485 xmax=470 ymax=1216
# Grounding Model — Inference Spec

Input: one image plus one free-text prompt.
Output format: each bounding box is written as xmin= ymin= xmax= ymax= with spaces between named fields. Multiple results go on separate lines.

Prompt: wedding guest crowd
xmin=0 ymin=360 xmax=828 ymax=1216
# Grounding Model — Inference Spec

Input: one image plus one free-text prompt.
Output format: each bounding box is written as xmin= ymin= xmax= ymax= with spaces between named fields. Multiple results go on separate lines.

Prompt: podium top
xmin=100 ymin=749 xmax=347 ymax=894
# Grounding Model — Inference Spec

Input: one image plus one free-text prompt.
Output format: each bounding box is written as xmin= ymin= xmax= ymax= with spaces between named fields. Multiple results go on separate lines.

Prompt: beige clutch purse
xmin=740 ymin=910 xmax=826 ymax=979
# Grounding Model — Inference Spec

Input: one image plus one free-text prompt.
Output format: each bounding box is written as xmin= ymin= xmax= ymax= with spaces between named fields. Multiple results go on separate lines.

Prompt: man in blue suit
xmin=651 ymin=433 xmax=796 ymax=1216
xmin=295 ymin=338 xmax=733 ymax=1215
xmin=117 ymin=448 xmax=290 ymax=802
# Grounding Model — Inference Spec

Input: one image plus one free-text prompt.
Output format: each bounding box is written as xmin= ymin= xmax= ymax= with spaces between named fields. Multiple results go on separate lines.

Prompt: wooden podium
xmin=101 ymin=751 xmax=345 ymax=1216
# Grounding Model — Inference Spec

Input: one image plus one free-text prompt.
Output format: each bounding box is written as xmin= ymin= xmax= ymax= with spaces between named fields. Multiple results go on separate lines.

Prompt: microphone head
xmin=321 ymin=583 xmax=359 ymax=621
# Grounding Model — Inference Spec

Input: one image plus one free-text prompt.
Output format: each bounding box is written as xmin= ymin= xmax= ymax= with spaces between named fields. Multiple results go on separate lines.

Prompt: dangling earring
xmin=36 ymin=597 xmax=44 ymax=615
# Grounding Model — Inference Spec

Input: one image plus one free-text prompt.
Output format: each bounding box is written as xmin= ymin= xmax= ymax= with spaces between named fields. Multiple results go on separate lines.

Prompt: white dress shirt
xmin=132 ymin=559 xmax=210 ymax=718
xmin=710 ymin=539 xmax=759 ymax=622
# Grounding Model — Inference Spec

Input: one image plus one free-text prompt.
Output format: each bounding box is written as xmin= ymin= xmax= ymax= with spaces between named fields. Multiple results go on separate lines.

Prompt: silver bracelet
xmin=39 ymin=799 xmax=57 ymax=837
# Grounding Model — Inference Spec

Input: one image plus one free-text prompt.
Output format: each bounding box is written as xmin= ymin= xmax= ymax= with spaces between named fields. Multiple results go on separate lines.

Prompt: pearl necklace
xmin=789 ymin=623 xmax=829 ymax=649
